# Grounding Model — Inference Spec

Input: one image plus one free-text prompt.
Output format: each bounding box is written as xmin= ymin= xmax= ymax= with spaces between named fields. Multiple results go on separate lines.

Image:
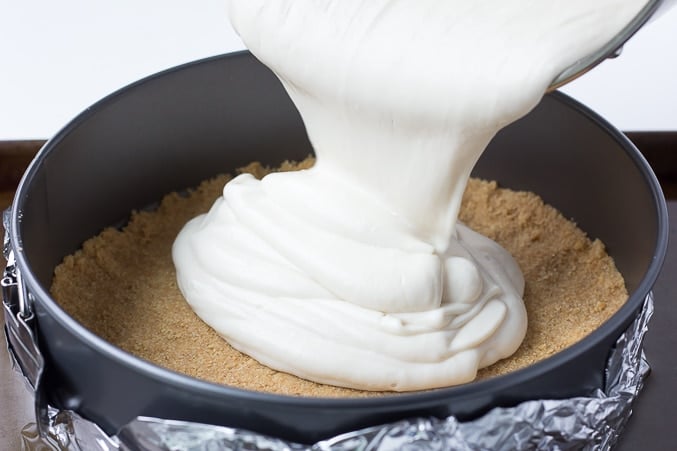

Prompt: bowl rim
xmin=9 ymin=51 xmax=669 ymax=411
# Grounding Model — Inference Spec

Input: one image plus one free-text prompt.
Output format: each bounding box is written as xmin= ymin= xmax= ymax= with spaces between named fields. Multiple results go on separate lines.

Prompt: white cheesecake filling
xmin=173 ymin=0 xmax=646 ymax=391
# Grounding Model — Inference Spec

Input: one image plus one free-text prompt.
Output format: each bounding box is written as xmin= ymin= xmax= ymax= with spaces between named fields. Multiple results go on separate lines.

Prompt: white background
xmin=1 ymin=0 xmax=676 ymax=140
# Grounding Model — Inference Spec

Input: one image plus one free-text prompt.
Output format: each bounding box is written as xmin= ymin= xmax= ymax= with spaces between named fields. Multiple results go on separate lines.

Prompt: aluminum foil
xmin=18 ymin=294 xmax=653 ymax=451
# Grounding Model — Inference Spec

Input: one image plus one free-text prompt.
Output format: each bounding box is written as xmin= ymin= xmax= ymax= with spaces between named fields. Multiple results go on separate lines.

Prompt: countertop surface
xmin=1 ymin=140 xmax=676 ymax=450
xmin=615 ymin=201 xmax=677 ymax=451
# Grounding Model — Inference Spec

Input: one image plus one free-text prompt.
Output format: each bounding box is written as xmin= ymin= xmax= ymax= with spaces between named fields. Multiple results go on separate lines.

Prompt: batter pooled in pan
xmin=172 ymin=0 xmax=645 ymax=391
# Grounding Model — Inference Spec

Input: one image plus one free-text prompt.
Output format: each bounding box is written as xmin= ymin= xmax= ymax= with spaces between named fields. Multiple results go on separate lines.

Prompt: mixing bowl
xmin=3 ymin=51 xmax=668 ymax=444
xmin=549 ymin=0 xmax=676 ymax=89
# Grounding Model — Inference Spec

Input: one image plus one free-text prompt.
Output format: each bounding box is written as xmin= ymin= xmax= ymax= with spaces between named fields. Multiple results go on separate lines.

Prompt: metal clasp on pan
xmin=2 ymin=208 xmax=44 ymax=391
xmin=2 ymin=208 xmax=60 ymax=446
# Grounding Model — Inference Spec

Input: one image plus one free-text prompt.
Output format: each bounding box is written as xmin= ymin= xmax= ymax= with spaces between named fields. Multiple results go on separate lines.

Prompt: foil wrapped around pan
xmin=17 ymin=295 xmax=653 ymax=451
